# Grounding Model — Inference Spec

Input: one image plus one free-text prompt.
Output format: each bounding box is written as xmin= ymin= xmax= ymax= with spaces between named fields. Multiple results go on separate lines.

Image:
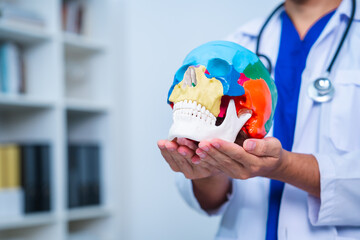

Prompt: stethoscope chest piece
xmin=257 ymin=0 xmax=355 ymax=103
xmin=307 ymin=77 xmax=335 ymax=103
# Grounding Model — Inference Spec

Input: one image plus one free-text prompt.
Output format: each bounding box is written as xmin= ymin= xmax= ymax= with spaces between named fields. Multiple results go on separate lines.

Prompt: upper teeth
xmin=173 ymin=100 xmax=216 ymax=125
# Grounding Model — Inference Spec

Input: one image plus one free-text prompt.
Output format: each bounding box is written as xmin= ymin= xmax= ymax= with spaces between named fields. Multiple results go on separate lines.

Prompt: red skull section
xmin=218 ymin=72 xmax=272 ymax=139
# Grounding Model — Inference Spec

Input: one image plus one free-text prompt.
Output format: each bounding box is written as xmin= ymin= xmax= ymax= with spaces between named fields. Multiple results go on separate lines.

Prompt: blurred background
xmin=0 ymin=0 xmax=279 ymax=239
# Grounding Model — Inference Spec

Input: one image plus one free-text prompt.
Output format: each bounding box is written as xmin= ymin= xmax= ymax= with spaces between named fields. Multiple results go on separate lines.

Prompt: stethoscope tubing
xmin=327 ymin=0 xmax=356 ymax=73
xmin=256 ymin=0 xmax=356 ymax=76
xmin=255 ymin=2 xmax=284 ymax=74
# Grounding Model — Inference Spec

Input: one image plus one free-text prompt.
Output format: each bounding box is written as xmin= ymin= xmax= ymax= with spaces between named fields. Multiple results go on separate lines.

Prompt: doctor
xmin=157 ymin=0 xmax=360 ymax=239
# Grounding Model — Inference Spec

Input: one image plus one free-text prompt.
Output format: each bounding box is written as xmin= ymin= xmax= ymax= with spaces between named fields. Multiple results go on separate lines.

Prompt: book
xmin=68 ymin=145 xmax=80 ymax=208
xmin=0 ymin=44 xmax=7 ymax=93
xmin=88 ymin=145 xmax=101 ymax=205
xmin=0 ymin=144 xmax=23 ymax=218
xmin=62 ymin=0 xmax=86 ymax=35
xmin=78 ymin=145 xmax=89 ymax=206
xmin=0 ymin=146 xmax=5 ymax=189
xmin=68 ymin=143 xmax=101 ymax=208
xmin=6 ymin=42 xmax=20 ymax=95
xmin=0 ymin=188 xmax=24 ymax=218
xmin=21 ymin=144 xmax=52 ymax=213
xmin=0 ymin=42 xmax=25 ymax=95
xmin=19 ymin=48 xmax=26 ymax=94
xmin=37 ymin=145 xmax=51 ymax=212
xmin=3 ymin=145 xmax=21 ymax=188
xmin=21 ymin=144 xmax=38 ymax=213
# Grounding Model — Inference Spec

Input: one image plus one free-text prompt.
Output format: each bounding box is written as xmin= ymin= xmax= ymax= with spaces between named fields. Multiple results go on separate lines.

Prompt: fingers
xmin=178 ymin=145 xmax=209 ymax=168
xmin=164 ymin=141 xmax=194 ymax=176
xmin=243 ymin=137 xmax=282 ymax=157
xmin=176 ymin=145 xmax=214 ymax=173
xmin=177 ymin=138 xmax=198 ymax=150
xmin=197 ymin=141 xmax=246 ymax=177
xmin=177 ymin=145 xmax=195 ymax=158
xmin=160 ymin=139 xmax=213 ymax=179
xmin=157 ymin=140 xmax=181 ymax=172
xmin=197 ymin=141 xmax=234 ymax=165
xmin=158 ymin=139 xmax=218 ymax=179
xmin=206 ymin=138 xmax=248 ymax=162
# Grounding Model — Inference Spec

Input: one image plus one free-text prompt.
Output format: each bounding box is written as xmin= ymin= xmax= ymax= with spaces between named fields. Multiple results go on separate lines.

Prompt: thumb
xmin=243 ymin=137 xmax=281 ymax=157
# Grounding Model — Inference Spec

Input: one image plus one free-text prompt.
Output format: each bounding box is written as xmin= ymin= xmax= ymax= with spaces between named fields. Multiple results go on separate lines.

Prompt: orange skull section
xmin=235 ymin=79 xmax=272 ymax=138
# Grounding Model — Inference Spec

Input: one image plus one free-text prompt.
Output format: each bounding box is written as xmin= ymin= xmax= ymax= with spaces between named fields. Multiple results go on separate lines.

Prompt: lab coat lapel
xmin=292 ymin=3 xmax=346 ymax=151
xmin=259 ymin=12 xmax=282 ymax=79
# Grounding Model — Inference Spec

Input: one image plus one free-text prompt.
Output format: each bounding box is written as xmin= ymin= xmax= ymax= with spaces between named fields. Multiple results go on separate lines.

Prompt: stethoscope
xmin=255 ymin=0 xmax=356 ymax=103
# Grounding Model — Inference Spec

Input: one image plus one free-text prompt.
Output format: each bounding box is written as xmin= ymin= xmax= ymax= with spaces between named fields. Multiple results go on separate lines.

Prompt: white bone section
xmin=169 ymin=99 xmax=252 ymax=142
xmin=190 ymin=67 xmax=197 ymax=86
xmin=182 ymin=67 xmax=197 ymax=88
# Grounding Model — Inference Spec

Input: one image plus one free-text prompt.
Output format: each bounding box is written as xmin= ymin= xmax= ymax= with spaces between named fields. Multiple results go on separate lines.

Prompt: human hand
xmin=157 ymin=138 xmax=221 ymax=179
xmin=195 ymin=137 xmax=286 ymax=180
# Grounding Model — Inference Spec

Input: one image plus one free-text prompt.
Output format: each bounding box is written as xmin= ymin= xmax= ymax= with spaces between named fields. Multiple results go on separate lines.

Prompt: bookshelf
xmin=0 ymin=22 xmax=51 ymax=45
xmin=0 ymin=0 xmax=118 ymax=240
xmin=63 ymin=32 xmax=105 ymax=56
xmin=0 ymin=213 xmax=56 ymax=231
xmin=67 ymin=207 xmax=110 ymax=222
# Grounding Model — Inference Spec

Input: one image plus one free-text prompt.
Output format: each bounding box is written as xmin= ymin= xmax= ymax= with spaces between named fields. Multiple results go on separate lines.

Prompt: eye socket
xmin=207 ymin=58 xmax=231 ymax=77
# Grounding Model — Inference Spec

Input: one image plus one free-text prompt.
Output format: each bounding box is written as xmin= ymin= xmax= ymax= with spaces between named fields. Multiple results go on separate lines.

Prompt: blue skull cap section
xmin=183 ymin=41 xmax=258 ymax=72
xmin=207 ymin=58 xmax=231 ymax=77
xmin=167 ymin=41 xmax=260 ymax=103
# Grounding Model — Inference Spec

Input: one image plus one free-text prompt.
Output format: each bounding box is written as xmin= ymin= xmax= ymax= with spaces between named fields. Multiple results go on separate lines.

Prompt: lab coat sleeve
xmin=175 ymin=173 xmax=236 ymax=216
xmin=308 ymin=150 xmax=360 ymax=226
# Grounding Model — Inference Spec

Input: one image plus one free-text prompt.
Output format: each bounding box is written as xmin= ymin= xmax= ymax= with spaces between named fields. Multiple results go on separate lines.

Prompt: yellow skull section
xmin=169 ymin=66 xmax=224 ymax=117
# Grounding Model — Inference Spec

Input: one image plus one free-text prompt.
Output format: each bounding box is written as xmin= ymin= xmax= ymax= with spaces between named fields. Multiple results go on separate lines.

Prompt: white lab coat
xmin=176 ymin=0 xmax=360 ymax=239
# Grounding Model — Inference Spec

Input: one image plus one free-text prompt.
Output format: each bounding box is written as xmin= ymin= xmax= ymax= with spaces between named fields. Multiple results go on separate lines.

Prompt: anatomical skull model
xmin=167 ymin=41 xmax=277 ymax=142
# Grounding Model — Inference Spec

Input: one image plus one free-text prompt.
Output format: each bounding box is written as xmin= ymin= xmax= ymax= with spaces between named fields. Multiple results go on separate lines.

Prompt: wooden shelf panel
xmin=0 ymin=22 xmax=51 ymax=45
xmin=67 ymin=207 xmax=110 ymax=222
xmin=0 ymin=213 xmax=56 ymax=230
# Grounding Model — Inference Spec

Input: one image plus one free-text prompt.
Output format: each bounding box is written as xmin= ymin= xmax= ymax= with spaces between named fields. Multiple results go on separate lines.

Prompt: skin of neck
xmin=285 ymin=0 xmax=343 ymax=39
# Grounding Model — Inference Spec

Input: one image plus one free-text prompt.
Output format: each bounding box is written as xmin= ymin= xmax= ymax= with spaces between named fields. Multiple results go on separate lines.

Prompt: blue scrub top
xmin=266 ymin=9 xmax=336 ymax=240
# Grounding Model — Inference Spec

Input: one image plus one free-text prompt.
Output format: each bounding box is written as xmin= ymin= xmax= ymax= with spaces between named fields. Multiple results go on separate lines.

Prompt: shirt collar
xmin=337 ymin=0 xmax=360 ymax=21
xmin=240 ymin=0 xmax=359 ymax=38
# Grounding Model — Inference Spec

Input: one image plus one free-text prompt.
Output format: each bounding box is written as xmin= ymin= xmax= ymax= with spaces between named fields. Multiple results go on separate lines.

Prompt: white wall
xmin=111 ymin=0 xmax=281 ymax=239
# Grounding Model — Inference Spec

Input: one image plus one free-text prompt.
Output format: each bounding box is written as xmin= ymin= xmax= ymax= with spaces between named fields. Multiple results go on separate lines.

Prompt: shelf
xmin=0 ymin=213 xmax=56 ymax=230
xmin=67 ymin=207 xmax=110 ymax=222
xmin=63 ymin=32 xmax=106 ymax=57
xmin=66 ymin=99 xmax=109 ymax=113
xmin=0 ymin=21 xmax=51 ymax=45
xmin=0 ymin=0 xmax=117 ymax=239
xmin=0 ymin=95 xmax=55 ymax=111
